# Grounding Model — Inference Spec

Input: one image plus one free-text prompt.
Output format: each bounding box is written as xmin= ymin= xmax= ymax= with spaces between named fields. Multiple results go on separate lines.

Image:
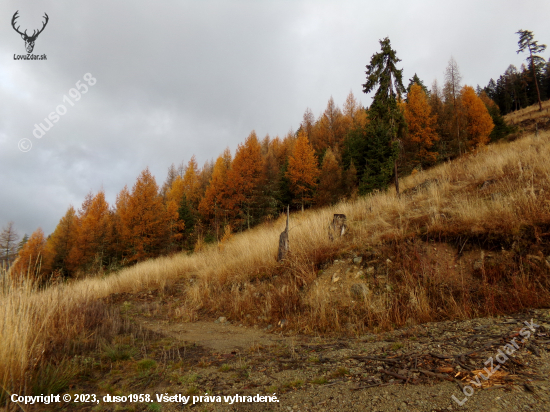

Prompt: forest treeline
xmin=3 ymin=31 xmax=549 ymax=282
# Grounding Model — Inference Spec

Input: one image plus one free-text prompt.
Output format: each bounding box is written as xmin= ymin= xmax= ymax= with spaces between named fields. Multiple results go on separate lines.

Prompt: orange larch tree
xmin=160 ymin=163 xmax=179 ymax=199
xmin=165 ymin=176 xmax=186 ymax=250
xmin=113 ymin=185 xmax=131 ymax=260
xmin=225 ymin=131 xmax=266 ymax=229
xmin=48 ymin=206 xmax=78 ymax=276
xmin=311 ymin=97 xmax=348 ymax=156
xmin=67 ymin=191 xmax=111 ymax=272
xmin=279 ymin=131 xmax=296 ymax=163
xmin=117 ymin=168 xmax=170 ymax=262
xmin=301 ymin=108 xmax=316 ymax=144
xmin=460 ymin=85 xmax=494 ymax=149
xmin=478 ymin=91 xmax=499 ymax=113
xmin=10 ymin=228 xmax=53 ymax=282
xmin=182 ymin=156 xmax=202 ymax=209
xmin=261 ymin=134 xmax=271 ymax=156
xmin=199 ymin=149 xmax=232 ymax=233
xmin=315 ymin=147 xmax=342 ymax=206
xmin=268 ymin=136 xmax=283 ymax=165
xmin=287 ymin=129 xmax=319 ymax=211
xmin=167 ymin=176 xmax=185 ymax=206
xmin=199 ymin=159 xmax=215 ymax=195
xmin=403 ymin=83 xmax=439 ymax=169
xmin=343 ymin=90 xmax=368 ymax=130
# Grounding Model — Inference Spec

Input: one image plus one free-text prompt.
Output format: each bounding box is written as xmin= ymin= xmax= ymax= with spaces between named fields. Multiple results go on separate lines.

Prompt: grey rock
xmin=351 ymin=283 xmax=367 ymax=299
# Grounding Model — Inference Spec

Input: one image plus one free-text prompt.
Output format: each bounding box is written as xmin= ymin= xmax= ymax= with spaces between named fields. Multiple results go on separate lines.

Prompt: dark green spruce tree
xmin=406 ymin=73 xmax=429 ymax=101
xmin=516 ymin=29 xmax=547 ymax=111
xmin=178 ymin=194 xmax=196 ymax=250
xmin=362 ymin=37 xmax=406 ymax=195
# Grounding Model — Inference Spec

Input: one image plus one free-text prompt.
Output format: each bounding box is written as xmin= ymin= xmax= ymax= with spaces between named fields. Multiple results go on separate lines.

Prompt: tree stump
xmin=328 ymin=214 xmax=347 ymax=241
xmin=277 ymin=206 xmax=290 ymax=262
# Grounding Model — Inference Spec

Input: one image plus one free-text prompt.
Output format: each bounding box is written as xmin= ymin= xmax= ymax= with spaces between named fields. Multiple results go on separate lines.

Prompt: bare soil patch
xmin=138 ymin=319 xmax=282 ymax=353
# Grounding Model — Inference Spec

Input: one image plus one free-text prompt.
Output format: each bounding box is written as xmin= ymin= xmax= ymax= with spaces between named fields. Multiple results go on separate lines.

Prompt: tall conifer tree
xmin=362 ymin=37 xmax=404 ymax=194
xmin=517 ymin=30 xmax=547 ymax=111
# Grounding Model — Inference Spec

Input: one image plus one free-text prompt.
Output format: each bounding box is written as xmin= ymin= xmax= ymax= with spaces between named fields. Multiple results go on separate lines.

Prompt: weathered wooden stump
xmin=277 ymin=206 xmax=290 ymax=262
xmin=328 ymin=214 xmax=347 ymax=241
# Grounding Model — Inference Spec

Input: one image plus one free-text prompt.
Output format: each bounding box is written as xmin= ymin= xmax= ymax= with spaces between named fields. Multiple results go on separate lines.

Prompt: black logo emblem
xmin=11 ymin=11 xmax=49 ymax=54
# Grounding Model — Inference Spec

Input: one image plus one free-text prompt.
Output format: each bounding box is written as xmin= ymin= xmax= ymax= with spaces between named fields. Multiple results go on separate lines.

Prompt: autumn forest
xmin=3 ymin=33 xmax=550 ymax=282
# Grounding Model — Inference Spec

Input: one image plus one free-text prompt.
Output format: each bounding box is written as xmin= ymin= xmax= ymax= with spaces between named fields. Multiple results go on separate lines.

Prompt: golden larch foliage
xmin=225 ymin=131 xmax=266 ymax=228
xmin=117 ymin=168 xmax=169 ymax=262
xmin=287 ymin=129 xmax=319 ymax=210
xmin=199 ymin=149 xmax=232 ymax=223
xmin=47 ymin=205 xmax=78 ymax=275
xmin=478 ymin=91 xmax=499 ymax=112
xmin=165 ymin=175 xmax=186 ymax=247
xmin=167 ymin=176 xmax=185 ymax=206
xmin=403 ymin=83 xmax=439 ymax=165
xmin=10 ymin=228 xmax=52 ymax=281
xmin=275 ymin=131 xmax=296 ymax=166
xmin=311 ymin=97 xmax=348 ymax=154
xmin=301 ymin=108 xmax=316 ymax=143
xmin=182 ymin=156 xmax=202 ymax=208
xmin=316 ymin=147 xmax=342 ymax=206
xmin=67 ymin=191 xmax=110 ymax=272
xmin=343 ymin=90 xmax=368 ymax=129
xmin=166 ymin=199 xmax=184 ymax=246
xmin=460 ymin=85 xmax=494 ymax=149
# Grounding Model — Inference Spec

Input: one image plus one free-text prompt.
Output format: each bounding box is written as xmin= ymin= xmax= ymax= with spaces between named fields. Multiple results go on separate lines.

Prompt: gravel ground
xmin=133 ymin=308 xmax=550 ymax=412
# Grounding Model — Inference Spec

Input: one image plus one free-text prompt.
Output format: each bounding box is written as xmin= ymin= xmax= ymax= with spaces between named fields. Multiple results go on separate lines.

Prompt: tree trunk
xmin=394 ymin=158 xmax=399 ymax=195
xmin=529 ymin=46 xmax=543 ymax=112
xmin=277 ymin=206 xmax=290 ymax=262
xmin=328 ymin=214 xmax=347 ymax=241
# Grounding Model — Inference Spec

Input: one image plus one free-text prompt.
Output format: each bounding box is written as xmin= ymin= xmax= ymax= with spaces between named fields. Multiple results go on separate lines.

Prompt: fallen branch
xmin=411 ymin=368 xmax=453 ymax=382
xmin=380 ymin=369 xmax=409 ymax=381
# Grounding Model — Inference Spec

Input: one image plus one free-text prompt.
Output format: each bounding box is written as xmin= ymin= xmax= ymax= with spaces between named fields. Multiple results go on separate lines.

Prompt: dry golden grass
xmin=503 ymin=99 xmax=550 ymax=125
xmin=3 ymin=102 xmax=550 ymax=400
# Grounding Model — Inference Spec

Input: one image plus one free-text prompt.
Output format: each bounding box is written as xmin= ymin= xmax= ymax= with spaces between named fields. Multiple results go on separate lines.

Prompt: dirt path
xmin=138 ymin=319 xmax=284 ymax=353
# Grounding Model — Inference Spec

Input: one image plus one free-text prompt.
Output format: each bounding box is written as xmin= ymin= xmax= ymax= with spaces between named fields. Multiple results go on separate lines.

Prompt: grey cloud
xmin=0 ymin=0 xmax=549 ymax=236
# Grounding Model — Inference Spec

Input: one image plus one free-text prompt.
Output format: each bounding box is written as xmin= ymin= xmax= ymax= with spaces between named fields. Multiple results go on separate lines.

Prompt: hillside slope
xmin=2 ymin=101 xmax=550 ymax=409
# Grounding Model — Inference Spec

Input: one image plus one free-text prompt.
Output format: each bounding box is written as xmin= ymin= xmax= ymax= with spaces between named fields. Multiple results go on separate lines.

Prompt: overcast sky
xmin=1 ymin=0 xmax=549 ymax=237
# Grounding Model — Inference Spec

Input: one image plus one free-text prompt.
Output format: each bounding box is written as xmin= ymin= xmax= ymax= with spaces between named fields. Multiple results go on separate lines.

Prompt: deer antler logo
xmin=12 ymin=11 xmax=49 ymax=54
